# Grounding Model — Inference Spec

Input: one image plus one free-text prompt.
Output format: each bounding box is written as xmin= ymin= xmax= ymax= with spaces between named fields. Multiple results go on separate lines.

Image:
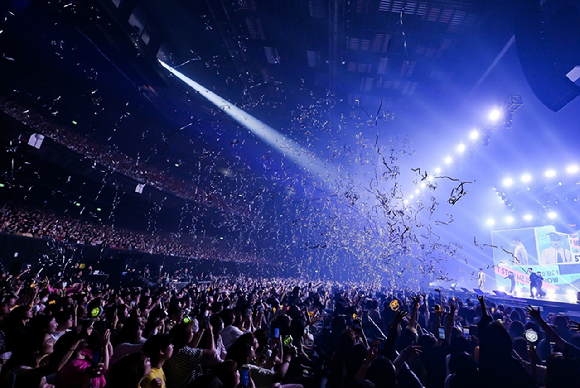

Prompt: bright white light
xmin=567 ymin=289 xmax=576 ymax=296
xmin=470 ymin=130 xmax=479 ymax=140
xmin=568 ymin=295 xmax=577 ymax=303
xmin=434 ymin=167 xmax=441 ymax=174
xmin=444 ymin=156 xmax=452 ymax=164
xmin=486 ymin=218 xmax=495 ymax=226
xmin=545 ymin=170 xmax=556 ymax=178
xmin=524 ymin=214 xmax=533 ymax=221
xmin=548 ymin=212 xmax=557 ymax=219
xmin=505 ymin=216 xmax=514 ymax=224
xmin=488 ymin=108 xmax=503 ymax=121
xmin=457 ymin=144 xmax=466 ymax=153
xmin=415 ymin=189 xmax=420 ymax=194
xmin=404 ymin=199 xmax=409 ymax=204
xmin=515 ymin=286 xmax=522 ymax=293
xmin=420 ymin=182 xmax=427 ymax=188
xmin=567 ymin=165 xmax=579 ymax=174
xmin=159 ymin=61 xmax=324 ymax=176
xmin=521 ymin=174 xmax=532 ymax=183
xmin=409 ymin=195 xmax=414 ymax=199
xmin=547 ymin=288 xmax=555 ymax=295
xmin=498 ymin=286 xmax=506 ymax=292
xmin=428 ymin=175 xmax=434 ymax=181
xmin=503 ymin=178 xmax=513 ymax=187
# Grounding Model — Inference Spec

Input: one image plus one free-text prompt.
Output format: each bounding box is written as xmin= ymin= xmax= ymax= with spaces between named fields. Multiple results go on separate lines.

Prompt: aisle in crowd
xmin=0 ymin=264 xmax=580 ymax=388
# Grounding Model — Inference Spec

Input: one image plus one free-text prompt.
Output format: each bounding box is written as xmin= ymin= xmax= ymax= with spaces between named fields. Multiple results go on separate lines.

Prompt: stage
xmin=436 ymin=288 xmax=580 ymax=317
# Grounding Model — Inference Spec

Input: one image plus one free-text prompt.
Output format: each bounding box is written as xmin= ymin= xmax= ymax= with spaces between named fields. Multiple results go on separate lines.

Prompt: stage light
xmin=567 ymin=289 xmax=576 ymax=296
xmin=404 ymin=199 xmax=409 ymax=204
xmin=457 ymin=144 xmax=466 ymax=153
xmin=498 ymin=286 xmax=506 ymax=292
xmin=409 ymin=195 xmax=414 ymax=199
xmin=428 ymin=175 xmax=434 ymax=181
xmin=545 ymin=170 xmax=556 ymax=178
xmin=521 ymin=174 xmax=532 ymax=182
xmin=524 ymin=214 xmax=533 ymax=221
xmin=415 ymin=189 xmax=420 ymax=194
xmin=548 ymin=212 xmax=557 ymax=219
xmin=470 ymin=130 xmax=479 ymax=140
xmin=488 ymin=108 xmax=503 ymax=121
xmin=435 ymin=167 xmax=441 ymax=173
xmin=420 ymin=182 xmax=427 ymax=188
xmin=567 ymin=165 xmax=579 ymax=173
xmin=486 ymin=218 xmax=495 ymax=226
xmin=505 ymin=216 xmax=514 ymax=224
xmin=445 ymin=156 xmax=452 ymax=164
xmin=159 ymin=60 xmax=325 ymax=176
xmin=503 ymin=178 xmax=513 ymax=187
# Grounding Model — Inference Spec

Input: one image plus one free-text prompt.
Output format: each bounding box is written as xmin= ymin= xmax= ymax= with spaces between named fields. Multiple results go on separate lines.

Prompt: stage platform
xmin=434 ymin=288 xmax=580 ymax=317
xmin=481 ymin=292 xmax=580 ymax=317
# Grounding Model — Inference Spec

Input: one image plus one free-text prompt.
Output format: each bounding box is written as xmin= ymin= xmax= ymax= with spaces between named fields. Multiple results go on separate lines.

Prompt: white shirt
xmin=514 ymin=243 xmax=529 ymax=265
xmin=219 ymin=325 xmax=244 ymax=350
xmin=541 ymin=247 xmax=573 ymax=265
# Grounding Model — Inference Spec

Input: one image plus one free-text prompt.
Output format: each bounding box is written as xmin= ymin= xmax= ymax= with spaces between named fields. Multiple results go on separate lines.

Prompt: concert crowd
xmin=0 ymin=98 xmax=235 ymax=213
xmin=0 ymin=262 xmax=579 ymax=388
xmin=0 ymin=202 xmax=257 ymax=263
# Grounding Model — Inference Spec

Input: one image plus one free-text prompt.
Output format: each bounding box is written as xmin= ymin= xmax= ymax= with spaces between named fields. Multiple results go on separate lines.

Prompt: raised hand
xmin=411 ymin=295 xmax=421 ymax=307
xmin=403 ymin=345 xmax=422 ymax=358
xmin=392 ymin=309 xmax=408 ymax=327
xmin=525 ymin=306 xmax=542 ymax=322
xmin=365 ymin=340 xmax=380 ymax=365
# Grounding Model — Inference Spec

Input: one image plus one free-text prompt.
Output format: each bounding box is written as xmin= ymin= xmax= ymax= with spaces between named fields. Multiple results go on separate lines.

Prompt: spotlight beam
xmin=159 ymin=61 xmax=326 ymax=177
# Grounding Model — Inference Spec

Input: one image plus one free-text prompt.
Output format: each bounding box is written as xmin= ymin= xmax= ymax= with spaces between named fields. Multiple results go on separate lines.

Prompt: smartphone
xmin=274 ymin=327 xmax=280 ymax=338
xmin=92 ymin=349 xmax=102 ymax=366
xmin=469 ymin=325 xmax=478 ymax=338
xmin=241 ymin=366 xmax=250 ymax=388
xmin=463 ymin=327 xmax=470 ymax=339
xmin=438 ymin=327 xmax=445 ymax=338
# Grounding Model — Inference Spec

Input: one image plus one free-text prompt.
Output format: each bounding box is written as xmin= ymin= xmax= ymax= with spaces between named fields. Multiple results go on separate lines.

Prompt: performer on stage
xmin=529 ymin=268 xmax=546 ymax=297
xmin=477 ymin=268 xmax=486 ymax=290
xmin=504 ymin=272 xmax=516 ymax=294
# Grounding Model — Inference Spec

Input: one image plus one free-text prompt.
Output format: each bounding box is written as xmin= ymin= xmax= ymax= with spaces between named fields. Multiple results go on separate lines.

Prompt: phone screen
xmin=274 ymin=328 xmax=280 ymax=338
xmin=92 ymin=350 xmax=101 ymax=365
xmin=463 ymin=327 xmax=469 ymax=339
xmin=438 ymin=327 xmax=445 ymax=338
xmin=241 ymin=367 xmax=250 ymax=388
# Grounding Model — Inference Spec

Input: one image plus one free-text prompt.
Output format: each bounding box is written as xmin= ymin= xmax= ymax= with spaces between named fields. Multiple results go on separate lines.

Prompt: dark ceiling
xmin=1 ymin=0 xmax=580 ymax=283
